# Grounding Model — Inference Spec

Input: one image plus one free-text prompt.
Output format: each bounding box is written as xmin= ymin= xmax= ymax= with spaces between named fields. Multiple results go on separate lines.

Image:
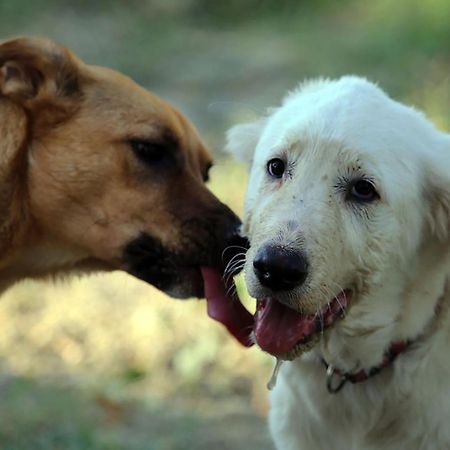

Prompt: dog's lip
xmin=254 ymin=290 xmax=352 ymax=358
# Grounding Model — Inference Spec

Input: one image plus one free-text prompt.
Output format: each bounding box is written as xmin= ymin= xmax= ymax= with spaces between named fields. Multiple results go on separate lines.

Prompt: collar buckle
xmin=326 ymin=365 xmax=347 ymax=393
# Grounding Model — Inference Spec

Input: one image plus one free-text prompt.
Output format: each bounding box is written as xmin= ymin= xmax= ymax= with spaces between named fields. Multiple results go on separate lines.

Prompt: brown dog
xmin=0 ymin=36 xmax=244 ymax=301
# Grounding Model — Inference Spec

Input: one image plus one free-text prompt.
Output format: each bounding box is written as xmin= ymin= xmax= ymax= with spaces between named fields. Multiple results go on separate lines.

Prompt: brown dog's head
xmin=0 ymin=36 xmax=245 ymax=298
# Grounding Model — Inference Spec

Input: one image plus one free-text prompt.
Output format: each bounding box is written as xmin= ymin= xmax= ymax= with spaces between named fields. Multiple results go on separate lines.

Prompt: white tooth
xmin=267 ymin=358 xmax=284 ymax=390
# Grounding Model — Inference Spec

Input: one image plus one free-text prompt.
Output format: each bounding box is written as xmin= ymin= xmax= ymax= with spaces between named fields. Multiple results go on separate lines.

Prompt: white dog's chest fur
xmin=268 ymin=253 xmax=450 ymax=450
xmin=269 ymin=326 xmax=450 ymax=450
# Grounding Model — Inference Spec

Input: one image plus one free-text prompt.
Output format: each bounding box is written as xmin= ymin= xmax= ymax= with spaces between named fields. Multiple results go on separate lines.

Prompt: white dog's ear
xmin=225 ymin=118 xmax=266 ymax=164
xmin=426 ymin=144 xmax=450 ymax=241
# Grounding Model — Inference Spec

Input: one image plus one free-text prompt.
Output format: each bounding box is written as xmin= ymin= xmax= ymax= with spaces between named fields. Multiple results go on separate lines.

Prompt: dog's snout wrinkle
xmin=253 ymin=245 xmax=308 ymax=291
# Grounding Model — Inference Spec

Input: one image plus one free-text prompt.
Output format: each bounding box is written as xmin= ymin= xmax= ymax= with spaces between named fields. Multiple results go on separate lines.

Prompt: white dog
xmin=226 ymin=77 xmax=450 ymax=450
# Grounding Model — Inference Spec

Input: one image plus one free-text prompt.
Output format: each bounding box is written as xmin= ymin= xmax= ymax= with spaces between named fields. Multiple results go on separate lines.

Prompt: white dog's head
xmin=226 ymin=77 xmax=450 ymax=365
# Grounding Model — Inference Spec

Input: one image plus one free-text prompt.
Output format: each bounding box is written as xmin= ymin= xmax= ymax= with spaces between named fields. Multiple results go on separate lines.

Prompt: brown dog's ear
xmin=0 ymin=36 xmax=81 ymax=123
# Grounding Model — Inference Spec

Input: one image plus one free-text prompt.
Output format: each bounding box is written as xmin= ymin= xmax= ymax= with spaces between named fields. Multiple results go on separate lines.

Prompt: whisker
xmin=226 ymin=283 xmax=239 ymax=299
xmin=225 ymin=259 xmax=245 ymax=275
xmin=223 ymin=258 xmax=246 ymax=281
xmin=221 ymin=245 xmax=249 ymax=262
xmin=224 ymin=263 xmax=245 ymax=289
xmin=223 ymin=252 xmax=246 ymax=274
xmin=319 ymin=305 xmax=324 ymax=336
xmin=224 ymin=254 xmax=246 ymax=272
xmin=328 ymin=280 xmax=347 ymax=317
xmin=223 ymin=265 xmax=246 ymax=289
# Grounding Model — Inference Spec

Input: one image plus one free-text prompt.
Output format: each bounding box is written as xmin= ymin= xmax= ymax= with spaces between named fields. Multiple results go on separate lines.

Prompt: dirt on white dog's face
xmin=226 ymin=77 xmax=450 ymax=360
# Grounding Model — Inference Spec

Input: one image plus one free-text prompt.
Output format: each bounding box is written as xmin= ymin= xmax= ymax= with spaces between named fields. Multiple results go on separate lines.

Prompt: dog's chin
xmin=122 ymin=234 xmax=207 ymax=298
xmin=254 ymin=290 xmax=353 ymax=361
xmin=124 ymin=258 xmax=205 ymax=298
xmin=155 ymin=268 xmax=205 ymax=299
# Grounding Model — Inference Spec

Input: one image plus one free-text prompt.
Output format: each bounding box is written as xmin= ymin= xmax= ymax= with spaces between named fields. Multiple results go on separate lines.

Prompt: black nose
xmin=253 ymin=245 xmax=308 ymax=291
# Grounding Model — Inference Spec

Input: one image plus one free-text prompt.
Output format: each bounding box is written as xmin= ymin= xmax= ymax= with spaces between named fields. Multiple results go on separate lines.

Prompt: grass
xmin=1 ymin=0 xmax=450 ymax=448
xmin=0 ymin=376 xmax=271 ymax=450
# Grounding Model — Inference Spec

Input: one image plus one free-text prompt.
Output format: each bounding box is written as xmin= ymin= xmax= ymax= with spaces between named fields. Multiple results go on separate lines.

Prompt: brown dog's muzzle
xmin=122 ymin=204 xmax=255 ymax=348
xmin=123 ymin=202 xmax=249 ymax=300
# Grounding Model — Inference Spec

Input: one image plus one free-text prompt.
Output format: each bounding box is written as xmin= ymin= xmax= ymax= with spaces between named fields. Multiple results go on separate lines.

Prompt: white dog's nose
xmin=253 ymin=245 xmax=308 ymax=291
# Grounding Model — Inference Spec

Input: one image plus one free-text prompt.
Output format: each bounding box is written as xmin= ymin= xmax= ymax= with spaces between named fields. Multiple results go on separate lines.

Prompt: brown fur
xmin=0 ymin=36 xmax=240 ymax=296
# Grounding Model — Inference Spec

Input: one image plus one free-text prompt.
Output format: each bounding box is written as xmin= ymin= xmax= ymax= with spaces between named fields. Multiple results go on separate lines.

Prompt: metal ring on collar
xmin=326 ymin=365 xmax=348 ymax=393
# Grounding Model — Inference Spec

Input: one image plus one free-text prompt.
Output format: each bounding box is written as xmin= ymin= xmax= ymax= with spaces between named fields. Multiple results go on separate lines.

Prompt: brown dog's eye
xmin=129 ymin=139 xmax=167 ymax=165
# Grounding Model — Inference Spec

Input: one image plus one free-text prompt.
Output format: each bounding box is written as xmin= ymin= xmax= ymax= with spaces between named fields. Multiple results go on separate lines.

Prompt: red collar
xmin=322 ymin=340 xmax=411 ymax=393
xmin=321 ymin=280 xmax=448 ymax=394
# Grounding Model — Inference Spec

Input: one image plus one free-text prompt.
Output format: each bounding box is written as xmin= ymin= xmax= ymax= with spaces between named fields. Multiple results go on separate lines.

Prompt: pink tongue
xmin=255 ymin=298 xmax=316 ymax=355
xmin=201 ymin=267 xmax=254 ymax=347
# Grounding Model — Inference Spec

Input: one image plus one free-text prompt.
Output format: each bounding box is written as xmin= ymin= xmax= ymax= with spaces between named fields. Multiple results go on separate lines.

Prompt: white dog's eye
xmin=267 ymin=158 xmax=286 ymax=178
xmin=349 ymin=179 xmax=379 ymax=202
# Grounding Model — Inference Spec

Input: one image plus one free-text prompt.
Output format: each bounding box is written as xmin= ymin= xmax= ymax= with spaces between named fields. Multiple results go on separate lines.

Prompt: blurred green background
xmin=1 ymin=0 xmax=450 ymax=449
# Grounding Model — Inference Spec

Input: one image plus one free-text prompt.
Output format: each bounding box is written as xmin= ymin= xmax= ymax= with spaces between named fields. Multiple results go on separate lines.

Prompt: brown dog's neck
xmin=0 ymin=235 xmax=114 ymax=294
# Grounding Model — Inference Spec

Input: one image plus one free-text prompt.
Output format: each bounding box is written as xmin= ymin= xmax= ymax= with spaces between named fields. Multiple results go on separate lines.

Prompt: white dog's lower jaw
xmin=254 ymin=290 xmax=352 ymax=360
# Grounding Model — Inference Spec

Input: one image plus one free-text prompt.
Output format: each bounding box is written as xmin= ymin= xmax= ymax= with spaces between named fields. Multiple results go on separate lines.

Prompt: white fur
xmin=227 ymin=76 xmax=450 ymax=450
